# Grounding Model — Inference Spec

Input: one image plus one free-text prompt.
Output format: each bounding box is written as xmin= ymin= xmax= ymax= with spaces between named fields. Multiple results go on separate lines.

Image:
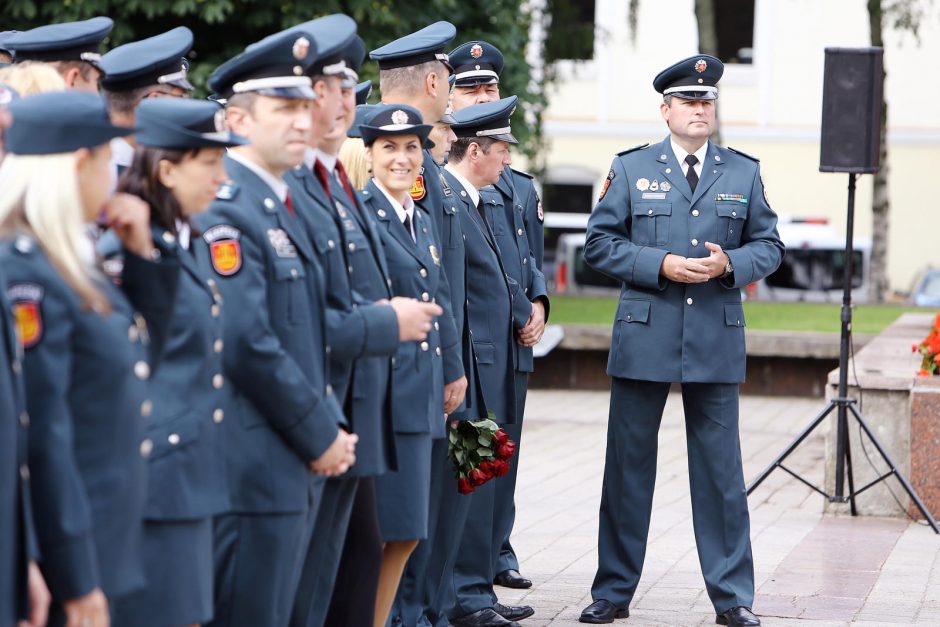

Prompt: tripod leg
xmin=847 ymin=404 xmax=940 ymax=533
xmin=746 ymin=402 xmax=837 ymax=495
xmin=844 ymin=426 xmax=857 ymax=515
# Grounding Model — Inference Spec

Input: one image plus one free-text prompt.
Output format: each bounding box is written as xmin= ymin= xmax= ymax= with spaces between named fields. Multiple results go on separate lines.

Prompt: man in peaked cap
xmin=440 ymin=95 xmax=536 ymax=627
xmin=283 ymin=14 xmax=441 ymax=627
xmin=448 ymin=36 xmax=549 ymax=598
xmin=5 ymin=17 xmax=112 ymax=92
xmin=578 ymin=54 xmax=782 ymax=626
xmin=98 ymin=27 xmax=195 ymax=180
xmin=193 ymin=28 xmax=358 ymax=627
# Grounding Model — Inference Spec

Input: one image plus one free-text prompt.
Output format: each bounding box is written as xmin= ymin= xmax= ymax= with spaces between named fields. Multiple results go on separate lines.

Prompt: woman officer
xmin=358 ymin=104 xmax=466 ymax=627
xmin=101 ymin=98 xmax=245 ymax=627
xmin=0 ymin=91 xmax=179 ymax=627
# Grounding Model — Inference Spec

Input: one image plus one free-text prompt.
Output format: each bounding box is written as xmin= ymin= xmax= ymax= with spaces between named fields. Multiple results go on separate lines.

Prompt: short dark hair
xmin=449 ymin=136 xmax=498 ymax=163
xmin=117 ymin=145 xmax=200 ymax=234
xmin=226 ymin=91 xmax=259 ymax=113
xmin=104 ymin=84 xmax=180 ymax=116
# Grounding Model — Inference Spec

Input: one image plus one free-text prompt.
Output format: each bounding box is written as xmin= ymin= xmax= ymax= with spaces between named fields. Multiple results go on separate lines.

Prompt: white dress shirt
xmin=373 ymin=179 xmax=416 ymax=241
xmin=671 ymin=139 xmax=709 ymax=179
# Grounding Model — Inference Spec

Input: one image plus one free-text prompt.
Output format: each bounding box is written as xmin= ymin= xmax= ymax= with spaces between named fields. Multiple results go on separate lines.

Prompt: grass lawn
xmin=549 ymin=295 xmax=934 ymax=334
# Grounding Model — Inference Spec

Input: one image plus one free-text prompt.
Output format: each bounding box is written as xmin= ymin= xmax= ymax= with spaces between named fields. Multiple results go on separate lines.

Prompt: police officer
xmin=449 ymin=39 xmax=550 ymax=593
xmin=99 ymin=97 xmax=246 ymax=627
xmin=4 ymin=17 xmax=112 ymax=92
xmin=578 ymin=55 xmax=784 ymax=626
xmin=98 ymin=27 xmax=195 ymax=180
xmin=194 ymin=29 xmax=356 ymax=626
xmin=370 ymin=24 xmax=478 ymax=627
xmin=443 ymin=96 xmax=533 ymax=627
xmin=0 ymin=90 xmax=181 ymax=627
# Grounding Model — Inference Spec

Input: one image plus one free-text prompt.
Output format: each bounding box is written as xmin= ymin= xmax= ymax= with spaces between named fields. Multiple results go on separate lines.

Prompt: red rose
xmin=458 ymin=478 xmax=475 ymax=494
xmin=479 ymin=460 xmax=495 ymax=474
xmin=497 ymin=442 xmax=516 ymax=460
xmin=493 ymin=459 xmax=510 ymax=477
xmin=469 ymin=468 xmax=488 ymax=486
xmin=492 ymin=429 xmax=509 ymax=446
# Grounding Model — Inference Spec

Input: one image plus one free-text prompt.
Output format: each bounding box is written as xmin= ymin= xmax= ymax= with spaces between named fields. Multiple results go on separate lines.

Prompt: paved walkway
xmin=496 ymin=390 xmax=940 ymax=626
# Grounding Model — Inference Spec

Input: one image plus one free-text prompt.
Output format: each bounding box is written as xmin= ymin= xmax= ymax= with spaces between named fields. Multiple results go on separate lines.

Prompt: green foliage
xmin=6 ymin=0 xmax=548 ymax=161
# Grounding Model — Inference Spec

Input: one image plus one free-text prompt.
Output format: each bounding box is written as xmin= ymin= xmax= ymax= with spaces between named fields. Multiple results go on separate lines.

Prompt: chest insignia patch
xmin=660 ymin=181 xmax=671 ymax=192
xmin=267 ymin=228 xmax=298 ymax=258
xmin=429 ymin=244 xmax=441 ymax=266
xmin=649 ymin=179 xmax=660 ymax=192
xmin=7 ymin=283 xmax=44 ymax=349
xmin=410 ymin=175 xmax=427 ymax=201
xmin=635 ymin=177 xmax=650 ymax=192
xmin=716 ymin=193 xmax=748 ymax=203
xmin=204 ymin=224 xmax=243 ymax=276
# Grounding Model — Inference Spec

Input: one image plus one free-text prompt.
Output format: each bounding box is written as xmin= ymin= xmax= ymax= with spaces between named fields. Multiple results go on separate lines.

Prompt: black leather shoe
xmin=450 ymin=608 xmax=520 ymax=627
xmin=494 ymin=602 xmax=534 ymax=621
xmin=716 ymin=606 xmax=761 ymax=626
xmin=493 ymin=568 xmax=533 ymax=589
xmin=579 ymin=599 xmax=629 ymax=624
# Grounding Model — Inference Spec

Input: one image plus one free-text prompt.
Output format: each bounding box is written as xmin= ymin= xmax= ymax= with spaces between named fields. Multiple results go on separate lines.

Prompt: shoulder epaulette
xmin=617 ymin=143 xmax=650 ymax=157
xmin=728 ymin=147 xmax=760 ymax=162
xmin=215 ymin=180 xmax=240 ymax=201
xmin=510 ymin=167 xmax=534 ymax=180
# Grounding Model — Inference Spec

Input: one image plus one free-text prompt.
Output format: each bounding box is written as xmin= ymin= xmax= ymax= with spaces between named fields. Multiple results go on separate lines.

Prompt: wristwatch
xmin=721 ymin=258 xmax=734 ymax=279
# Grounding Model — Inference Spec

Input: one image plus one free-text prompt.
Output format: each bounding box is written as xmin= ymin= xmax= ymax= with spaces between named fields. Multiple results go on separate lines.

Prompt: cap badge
xmin=470 ymin=44 xmax=484 ymax=59
xmin=214 ymin=108 xmax=227 ymax=133
xmin=695 ymin=58 xmax=707 ymax=73
xmin=293 ymin=37 xmax=311 ymax=60
xmin=391 ymin=110 xmax=409 ymax=125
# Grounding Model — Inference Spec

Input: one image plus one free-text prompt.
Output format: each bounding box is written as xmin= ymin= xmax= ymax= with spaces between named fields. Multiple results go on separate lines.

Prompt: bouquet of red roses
xmin=448 ymin=413 xmax=516 ymax=495
xmin=913 ymin=312 xmax=940 ymax=376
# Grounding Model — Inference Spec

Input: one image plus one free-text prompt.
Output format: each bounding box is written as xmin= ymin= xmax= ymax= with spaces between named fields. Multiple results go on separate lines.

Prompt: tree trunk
xmin=868 ymin=0 xmax=890 ymax=302
xmin=694 ymin=0 xmax=723 ymax=145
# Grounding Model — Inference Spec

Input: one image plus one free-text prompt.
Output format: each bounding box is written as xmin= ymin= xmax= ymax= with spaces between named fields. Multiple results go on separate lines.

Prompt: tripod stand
xmin=746 ymin=173 xmax=939 ymax=533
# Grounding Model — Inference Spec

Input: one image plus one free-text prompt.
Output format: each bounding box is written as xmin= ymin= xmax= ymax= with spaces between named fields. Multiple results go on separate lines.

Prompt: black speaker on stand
xmin=747 ymin=47 xmax=938 ymax=532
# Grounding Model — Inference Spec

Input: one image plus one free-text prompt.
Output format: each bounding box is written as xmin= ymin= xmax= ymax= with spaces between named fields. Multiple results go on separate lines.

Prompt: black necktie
xmin=476 ymin=198 xmax=488 ymax=226
xmin=402 ymin=213 xmax=413 ymax=242
xmin=685 ymin=154 xmax=699 ymax=192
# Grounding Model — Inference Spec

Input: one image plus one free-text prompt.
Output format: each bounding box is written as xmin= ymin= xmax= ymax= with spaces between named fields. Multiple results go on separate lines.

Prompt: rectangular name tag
xmin=642 ymin=192 xmax=667 ymax=200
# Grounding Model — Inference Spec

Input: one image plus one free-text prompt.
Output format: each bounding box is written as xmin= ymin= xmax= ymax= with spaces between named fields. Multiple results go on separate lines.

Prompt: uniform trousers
xmin=591 ymin=378 xmax=754 ymax=614
xmin=290 ymin=475 xmax=358 ymax=627
xmin=448 ymin=477 xmax=500 ymax=619
xmin=209 ymin=480 xmax=324 ymax=627
xmin=493 ymin=372 xmax=528 ymax=575
xmin=323 ymin=477 xmax=383 ymax=627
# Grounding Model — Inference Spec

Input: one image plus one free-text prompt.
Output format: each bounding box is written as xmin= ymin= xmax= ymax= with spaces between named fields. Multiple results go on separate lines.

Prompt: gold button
xmin=140 ymin=439 xmax=153 ymax=457
xmin=692 ymin=209 xmax=700 ymax=217
xmin=134 ymin=361 xmax=150 ymax=380
xmin=420 ymin=341 xmax=429 ymax=351
xmin=19 ymin=412 xmax=29 ymax=428
xmin=420 ymin=268 xmax=428 ymax=278
xmin=211 ymin=304 xmax=221 ymax=318
xmin=19 ymin=465 xmax=29 ymax=480
xmin=141 ymin=400 xmax=153 ymax=418
xmin=691 ymin=239 xmax=699 ymax=246
xmin=213 ymin=409 xmax=224 ymax=424
xmin=168 ymin=433 xmax=181 ymax=445
xmin=212 ymin=374 xmax=224 ymax=389
xmin=128 ymin=325 xmax=139 ymax=342
xmin=686 ymin=297 xmax=694 ymax=305
xmin=421 ymin=292 xmax=429 ymax=302
xmin=214 ymin=339 xmax=223 ymax=353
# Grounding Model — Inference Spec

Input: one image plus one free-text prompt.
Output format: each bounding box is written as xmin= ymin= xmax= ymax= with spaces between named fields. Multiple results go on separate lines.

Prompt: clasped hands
xmin=660 ymin=242 xmax=729 ymax=283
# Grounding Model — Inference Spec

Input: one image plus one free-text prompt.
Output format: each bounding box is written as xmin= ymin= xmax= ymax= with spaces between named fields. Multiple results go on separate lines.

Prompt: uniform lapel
xmin=689 ymin=142 xmax=725 ymax=207
xmin=654 ymin=137 xmax=694 ymax=203
xmin=365 ymin=180 xmax=426 ymax=266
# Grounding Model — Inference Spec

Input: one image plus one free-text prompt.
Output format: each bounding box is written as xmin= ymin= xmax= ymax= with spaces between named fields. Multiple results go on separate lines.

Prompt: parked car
xmin=552 ymin=231 xmax=620 ymax=295
xmin=910 ymin=267 xmax=940 ymax=307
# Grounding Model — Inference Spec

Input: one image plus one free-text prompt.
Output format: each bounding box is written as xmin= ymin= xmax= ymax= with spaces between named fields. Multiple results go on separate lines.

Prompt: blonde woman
xmin=0 ymin=60 xmax=66 ymax=96
xmin=0 ymin=91 xmax=179 ymax=627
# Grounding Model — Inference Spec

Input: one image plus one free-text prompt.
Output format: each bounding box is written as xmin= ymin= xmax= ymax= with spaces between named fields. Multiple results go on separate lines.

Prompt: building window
xmin=545 ymin=0 xmax=596 ymax=62
xmin=714 ymin=0 xmax=755 ymax=64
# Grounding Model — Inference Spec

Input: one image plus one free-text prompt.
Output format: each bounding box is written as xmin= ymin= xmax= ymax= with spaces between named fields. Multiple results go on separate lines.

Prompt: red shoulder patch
xmin=7 ymin=283 xmax=44 ymax=348
xmin=599 ymin=169 xmax=615 ymax=201
xmin=203 ymin=225 xmax=243 ymax=277
xmin=410 ymin=175 xmax=426 ymax=201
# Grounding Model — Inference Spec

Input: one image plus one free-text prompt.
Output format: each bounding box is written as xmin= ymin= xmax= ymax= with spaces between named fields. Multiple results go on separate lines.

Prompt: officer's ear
xmin=157 ymin=159 xmax=178 ymax=191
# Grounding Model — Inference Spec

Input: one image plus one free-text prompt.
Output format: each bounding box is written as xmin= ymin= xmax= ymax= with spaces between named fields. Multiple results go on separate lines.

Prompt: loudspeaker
xmin=819 ymin=47 xmax=884 ymax=173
